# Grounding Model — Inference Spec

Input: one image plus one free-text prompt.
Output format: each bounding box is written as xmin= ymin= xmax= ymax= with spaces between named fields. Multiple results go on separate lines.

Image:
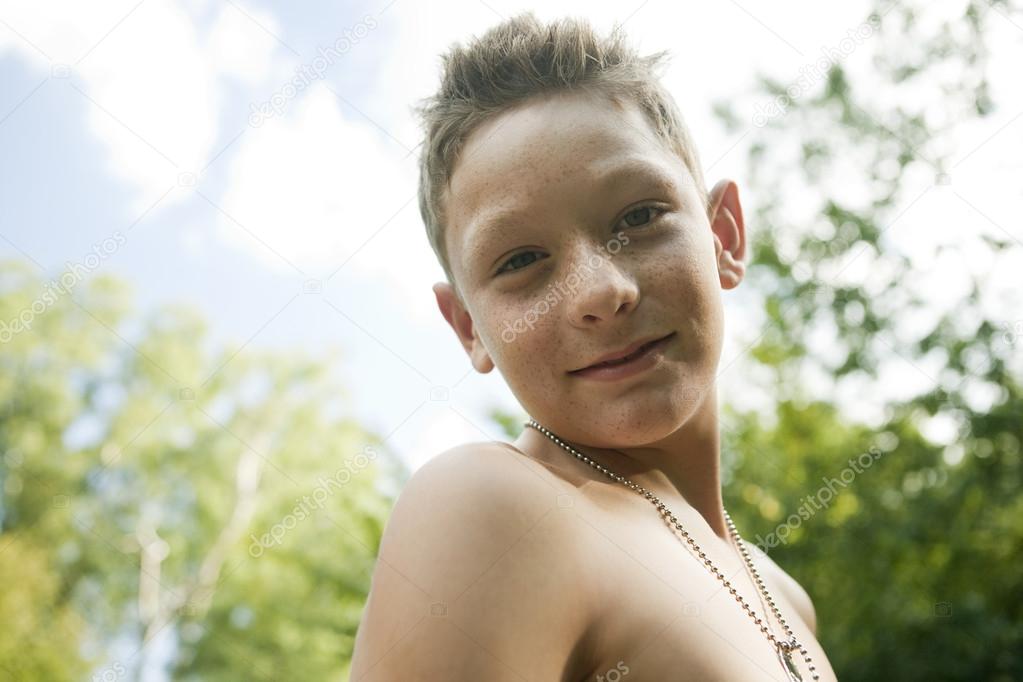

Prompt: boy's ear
xmin=433 ymin=282 xmax=495 ymax=373
xmin=707 ymin=179 xmax=747 ymax=290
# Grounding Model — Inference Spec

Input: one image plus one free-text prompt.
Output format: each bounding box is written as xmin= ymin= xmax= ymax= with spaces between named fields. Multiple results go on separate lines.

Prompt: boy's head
xmin=415 ymin=12 xmax=747 ymax=446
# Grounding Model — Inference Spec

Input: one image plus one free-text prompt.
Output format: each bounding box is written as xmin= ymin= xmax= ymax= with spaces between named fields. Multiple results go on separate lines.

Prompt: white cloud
xmin=0 ymin=0 xmax=281 ymax=213
xmin=204 ymin=4 xmax=279 ymax=87
xmin=216 ymin=83 xmax=414 ymax=271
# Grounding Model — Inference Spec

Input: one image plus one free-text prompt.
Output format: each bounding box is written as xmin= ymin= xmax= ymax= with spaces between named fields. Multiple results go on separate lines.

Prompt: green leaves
xmin=0 ymin=265 xmax=398 ymax=681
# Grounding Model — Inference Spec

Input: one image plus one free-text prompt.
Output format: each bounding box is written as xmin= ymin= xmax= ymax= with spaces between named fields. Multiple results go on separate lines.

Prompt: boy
xmin=350 ymin=12 xmax=836 ymax=681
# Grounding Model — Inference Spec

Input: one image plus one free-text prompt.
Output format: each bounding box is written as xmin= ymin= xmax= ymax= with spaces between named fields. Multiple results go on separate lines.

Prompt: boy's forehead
xmin=450 ymin=92 xmax=659 ymax=200
xmin=445 ymin=92 xmax=678 ymax=272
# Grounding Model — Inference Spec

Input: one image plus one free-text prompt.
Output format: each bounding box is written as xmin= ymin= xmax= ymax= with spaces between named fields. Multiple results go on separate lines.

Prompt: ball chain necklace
xmin=525 ymin=419 xmax=819 ymax=682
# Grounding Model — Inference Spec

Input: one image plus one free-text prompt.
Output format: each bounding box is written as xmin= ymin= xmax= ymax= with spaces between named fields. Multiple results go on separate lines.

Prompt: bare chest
xmin=565 ymin=493 xmax=835 ymax=682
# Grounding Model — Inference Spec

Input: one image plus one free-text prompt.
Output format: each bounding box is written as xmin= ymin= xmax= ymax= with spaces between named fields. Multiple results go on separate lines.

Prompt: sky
xmin=1 ymin=0 xmax=1021 ymax=480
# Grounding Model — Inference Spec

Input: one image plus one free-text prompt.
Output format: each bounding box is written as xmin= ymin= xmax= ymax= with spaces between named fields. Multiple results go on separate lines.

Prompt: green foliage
xmin=714 ymin=0 xmax=1023 ymax=678
xmin=0 ymin=261 xmax=400 ymax=680
xmin=720 ymin=393 xmax=1022 ymax=681
xmin=0 ymin=533 xmax=92 ymax=680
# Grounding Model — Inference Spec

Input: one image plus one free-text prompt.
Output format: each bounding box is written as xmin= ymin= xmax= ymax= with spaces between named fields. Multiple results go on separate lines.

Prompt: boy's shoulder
xmin=392 ymin=440 xmax=563 ymax=526
xmin=750 ymin=544 xmax=818 ymax=636
xmin=351 ymin=441 xmax=595 ymax=680
xmin=378 ymin=440 xmax=576 ymax=589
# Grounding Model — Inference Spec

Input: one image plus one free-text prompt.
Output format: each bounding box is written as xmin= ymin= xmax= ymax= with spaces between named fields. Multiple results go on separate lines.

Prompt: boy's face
xmin=433 ymin=90 xmax=746 ymax=446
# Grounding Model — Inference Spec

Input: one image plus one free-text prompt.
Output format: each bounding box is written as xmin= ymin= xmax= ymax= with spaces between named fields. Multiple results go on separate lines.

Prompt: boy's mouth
xmin=569 ymin=332 xmax=676 ymax=374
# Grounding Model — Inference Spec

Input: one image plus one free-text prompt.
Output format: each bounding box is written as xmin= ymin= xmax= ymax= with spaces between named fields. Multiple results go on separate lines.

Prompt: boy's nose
xmin=564 ymin=249 xmax=640 ymax=327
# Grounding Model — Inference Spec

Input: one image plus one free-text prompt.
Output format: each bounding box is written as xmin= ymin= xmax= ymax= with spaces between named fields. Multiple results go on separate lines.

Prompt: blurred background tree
xmin=712 ymin=0 xmax=1023 ymax=678
xmin=0 ymin=261 xmax=402 ymax=680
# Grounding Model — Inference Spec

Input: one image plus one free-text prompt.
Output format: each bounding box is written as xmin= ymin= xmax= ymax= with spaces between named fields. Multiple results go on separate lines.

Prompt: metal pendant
xmin=776 ymin=645 xmax=804 ymax=682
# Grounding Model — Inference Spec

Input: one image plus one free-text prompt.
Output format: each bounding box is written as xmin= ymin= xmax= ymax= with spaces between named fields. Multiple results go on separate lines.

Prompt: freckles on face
xmin=444 ymin=90 xmax=724 ymax=434
xmin=641 ymin=234 xmax=722 ymax=345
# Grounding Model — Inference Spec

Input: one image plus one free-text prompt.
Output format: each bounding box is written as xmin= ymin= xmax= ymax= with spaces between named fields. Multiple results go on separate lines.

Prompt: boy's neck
xmin=519 ymin=386 xmax=728 ymax=540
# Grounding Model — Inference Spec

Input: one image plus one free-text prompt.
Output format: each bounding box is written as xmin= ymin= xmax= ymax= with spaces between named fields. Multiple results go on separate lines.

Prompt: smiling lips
xmin=570 ymin=332 xmax=676 ymax=373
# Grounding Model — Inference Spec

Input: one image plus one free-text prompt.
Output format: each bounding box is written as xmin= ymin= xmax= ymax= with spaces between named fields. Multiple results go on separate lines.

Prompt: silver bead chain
xmin=525 ymin=419 xmax=819 ymax=681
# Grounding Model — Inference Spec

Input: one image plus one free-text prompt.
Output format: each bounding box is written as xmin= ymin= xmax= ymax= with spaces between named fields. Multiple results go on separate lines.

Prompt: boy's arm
xmin=350 ymin=444 xmax=591 ymax=681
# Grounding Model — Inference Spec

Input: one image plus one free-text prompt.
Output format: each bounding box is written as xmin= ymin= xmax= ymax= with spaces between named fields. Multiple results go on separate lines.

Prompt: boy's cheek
xmin=485 ymin=297 xmax=561 ymax=349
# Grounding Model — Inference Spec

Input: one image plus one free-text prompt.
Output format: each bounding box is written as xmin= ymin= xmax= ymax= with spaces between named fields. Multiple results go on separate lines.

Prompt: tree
xmin=0 ymin=260 xmax=400 ymax=680
xmin=486 ymin=1 xmax=1023 ymax=678
xmin=709 ymin=1 xmax=1022 ymax=677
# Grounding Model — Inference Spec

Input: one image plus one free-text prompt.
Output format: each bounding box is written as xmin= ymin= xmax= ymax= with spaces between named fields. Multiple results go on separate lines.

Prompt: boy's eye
xmin=496 ymin=251 xmax=545 ymax=275
xmin=619 ymin=205 xmax=662 ymax=229
xmin=494 ymin=205 xmax=663 ymax=276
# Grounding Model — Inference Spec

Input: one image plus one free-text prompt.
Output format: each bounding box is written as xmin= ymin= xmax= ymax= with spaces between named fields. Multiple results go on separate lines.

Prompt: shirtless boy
xmin=350 ymin=12 xmax=837 ymax=681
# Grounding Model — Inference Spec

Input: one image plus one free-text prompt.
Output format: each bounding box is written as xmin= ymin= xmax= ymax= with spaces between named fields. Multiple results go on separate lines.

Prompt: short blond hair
xmin=413 ymin=11 xmax=707 ymax=296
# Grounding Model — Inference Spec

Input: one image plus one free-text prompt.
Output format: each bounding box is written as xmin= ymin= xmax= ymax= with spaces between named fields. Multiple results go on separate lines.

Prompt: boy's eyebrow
xmin=464 ymin=207 xmax=530 ymax=263
xmin=464 ymin=159 xmax=677 ymax=260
